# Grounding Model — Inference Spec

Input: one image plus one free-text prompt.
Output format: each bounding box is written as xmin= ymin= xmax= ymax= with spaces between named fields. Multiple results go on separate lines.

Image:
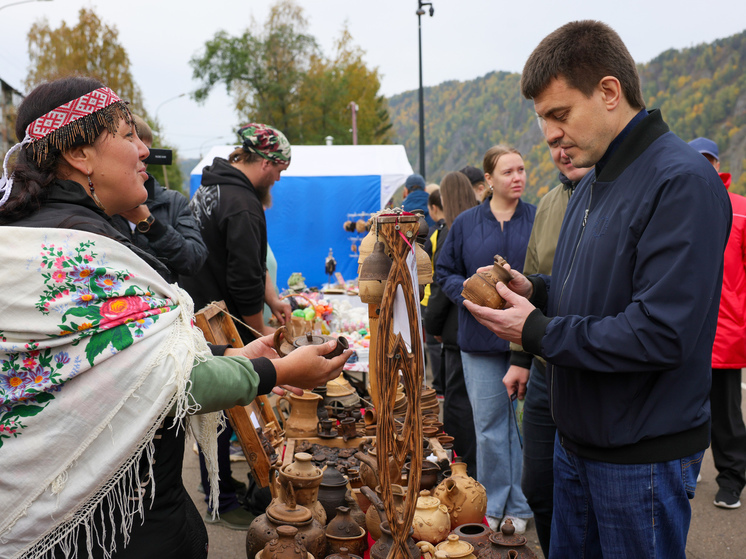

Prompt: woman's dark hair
xmin=1 ymin=76 xmax=128 ymax=224
xmin=428 ymin=189 xmax=442 ymax=210
xmin=441 ymin=171 xmax=478 ymax=228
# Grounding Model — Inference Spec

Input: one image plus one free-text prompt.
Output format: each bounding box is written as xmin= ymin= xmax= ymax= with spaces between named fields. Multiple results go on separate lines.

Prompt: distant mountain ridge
xmin=388 ymin=30 xmax=746 ymax=202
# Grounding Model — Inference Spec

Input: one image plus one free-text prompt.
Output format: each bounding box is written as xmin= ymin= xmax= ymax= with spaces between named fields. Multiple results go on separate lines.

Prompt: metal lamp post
xmin=416 ymin=1 xmax=434 ymax=179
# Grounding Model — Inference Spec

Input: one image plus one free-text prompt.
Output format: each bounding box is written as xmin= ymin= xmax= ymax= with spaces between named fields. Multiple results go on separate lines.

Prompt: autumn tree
xmin=190 ymin=0 xmax=392 ymax=145
xmin=26 ymin=8 xmax=145 ymax=113
xmin=25 ymin=7 xmax=184 ymax=192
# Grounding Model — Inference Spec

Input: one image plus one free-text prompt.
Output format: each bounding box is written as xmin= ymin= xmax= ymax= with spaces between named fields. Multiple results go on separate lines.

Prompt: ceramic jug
xmin=361 ymin=484 xmax=406 ymax=541
xmin=433 ymin=461 xmax=487 ymax=529
xmin=280 ymin=391 xmax=323 ymax=439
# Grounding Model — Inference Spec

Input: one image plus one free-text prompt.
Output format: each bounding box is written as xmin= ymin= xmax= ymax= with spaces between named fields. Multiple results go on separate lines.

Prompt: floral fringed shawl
xmin=0 ymin=227 xmax=222 ymax=558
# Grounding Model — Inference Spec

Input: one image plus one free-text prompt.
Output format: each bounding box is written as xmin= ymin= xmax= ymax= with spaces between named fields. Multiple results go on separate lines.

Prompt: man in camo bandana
xmin=237 ymin=123 xmax=291 ymax=164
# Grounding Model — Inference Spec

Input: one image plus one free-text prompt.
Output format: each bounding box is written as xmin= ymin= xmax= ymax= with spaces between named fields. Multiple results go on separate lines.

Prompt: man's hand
xmin=268 ymin=299 xmax=293 ymax=326
xmin=224 ymin=335 xmax=278 ymax=360
xmin=472 ymin=262 xmax=534 ymax=299
xmin=273 ymin=340 xmax=352 ymax=390
xmin=463 ymin=282 xmax=536 ymax=345
xmin=503 ymin=365 xmax=530 ymax=401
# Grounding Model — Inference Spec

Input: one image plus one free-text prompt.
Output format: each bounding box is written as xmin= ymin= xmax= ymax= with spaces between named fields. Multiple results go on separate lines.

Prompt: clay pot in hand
xmin=275 ymin=326 xmax=349 ymax=359
xmin=325 ymin=506 xmax=368 ymax=557
xmin=412 ymin=490 xmax=451 ymax=545
xmin=369 ymin=521 xmax=419 ymax=559
xmin=255 ymin=525 xmax=312 ymax=559
xmin=433 ymin=461 xmax=487 ymax=529
xmin=460 ymin=255 xmax=513 ymax=309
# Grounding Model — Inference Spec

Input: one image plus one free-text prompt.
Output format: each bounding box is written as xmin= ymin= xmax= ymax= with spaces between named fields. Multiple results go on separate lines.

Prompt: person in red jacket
xmin=690 ymin=137 xmax=746 ymax=509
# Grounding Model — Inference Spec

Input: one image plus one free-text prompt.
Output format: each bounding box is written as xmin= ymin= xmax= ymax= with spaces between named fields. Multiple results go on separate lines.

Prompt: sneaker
xmin=714 ymin=488 xmax=741 ymax=509
xmin=500 ymin=516 xmax=528 ymax=534
xmin=697 ymin=473 xmax=702 ymax=482
xmin=486 ymin=515 xmax=501 ymax=532
xmin=204 ymin=507 xmax=256 ymax=530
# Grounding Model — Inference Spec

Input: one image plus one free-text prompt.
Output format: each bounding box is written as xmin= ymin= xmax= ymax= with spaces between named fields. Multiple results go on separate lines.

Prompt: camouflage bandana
xmin=237 ymin=123 xmax=291 ymax=164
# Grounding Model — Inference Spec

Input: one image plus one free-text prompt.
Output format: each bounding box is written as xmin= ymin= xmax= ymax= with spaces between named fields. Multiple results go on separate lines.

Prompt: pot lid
xmin=266 ymin=501 xmax=312 ymax=523
xmin=321 ymin=463 xmax=348 ymax=487
xmin=436 ymin=535 xmax=474 ymax=558
xmin=282 ymin=452 xmax=323 ymax=478
xmin=416 ymin=490 xmax=441 ymax=509
xmin=293 ymin=332 xmax=329 ymax=348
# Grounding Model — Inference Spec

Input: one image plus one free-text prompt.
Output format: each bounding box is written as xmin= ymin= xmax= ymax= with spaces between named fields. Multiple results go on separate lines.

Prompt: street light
xmin=416 ymin=0 xmax=434 ymax=179
xmin=0 ymin=0 xmax=52 ymax=11
xmin=154 ymin=92 xmax=187 ymax=125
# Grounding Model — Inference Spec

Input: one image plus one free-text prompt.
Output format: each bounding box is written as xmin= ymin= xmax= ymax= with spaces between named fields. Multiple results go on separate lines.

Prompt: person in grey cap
xmin=460 ymin=165 xmax=489 ymax=202
xmin=403 ymin=173 xmax=434 ymax=225
xmin=689 ymin=136 xmax=746 ymax=511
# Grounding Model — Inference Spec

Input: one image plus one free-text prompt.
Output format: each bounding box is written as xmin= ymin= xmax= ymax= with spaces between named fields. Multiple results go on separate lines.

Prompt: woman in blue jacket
xmin=435 ymin=145 xmax=536 ymax=534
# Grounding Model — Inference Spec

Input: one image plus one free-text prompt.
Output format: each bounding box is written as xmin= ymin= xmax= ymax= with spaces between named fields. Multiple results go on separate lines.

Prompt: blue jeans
xmin=461 ymin=351 xmax=532 ymax=519
xmin=550 ymin=433 xmax=704 ymax=558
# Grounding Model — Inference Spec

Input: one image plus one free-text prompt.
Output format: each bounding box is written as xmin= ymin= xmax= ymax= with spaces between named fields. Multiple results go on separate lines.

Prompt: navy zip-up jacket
xmin=522 ymin=110 xmax=732 ymax=464
xmin=436 ymin=198 xmax=535 ymax=354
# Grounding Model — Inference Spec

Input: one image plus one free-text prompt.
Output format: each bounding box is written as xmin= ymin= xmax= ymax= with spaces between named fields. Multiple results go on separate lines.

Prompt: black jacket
xmin=424 ymin=224 xmax=459 ymax=349
xmin=180 ymin=157 xmax=267 ymax=343
xmin=524 ymin=110 xmax=732 ymax=464
xmin=9 ymin=179 xmax=169 ymax=278
xmin=111 ymin=174 xmax=207 ymax=283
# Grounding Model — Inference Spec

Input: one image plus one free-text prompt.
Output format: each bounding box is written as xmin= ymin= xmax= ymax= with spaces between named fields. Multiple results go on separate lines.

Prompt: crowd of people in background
xmin=0 ymin=17 xmax=745 ymax=559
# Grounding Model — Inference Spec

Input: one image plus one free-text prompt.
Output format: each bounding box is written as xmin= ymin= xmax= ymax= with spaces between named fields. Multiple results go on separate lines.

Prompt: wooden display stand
xmin=194 ymin=301 xmax=280 ymax=488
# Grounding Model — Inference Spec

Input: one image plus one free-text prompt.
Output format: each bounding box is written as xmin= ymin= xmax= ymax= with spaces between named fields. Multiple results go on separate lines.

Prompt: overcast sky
xmin=2 ymin=0 xmax=744 ymax=159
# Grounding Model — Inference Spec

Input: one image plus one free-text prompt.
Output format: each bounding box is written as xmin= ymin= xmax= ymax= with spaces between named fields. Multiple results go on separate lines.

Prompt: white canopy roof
xmin=190 ymin=144 xmax=414 ymax=207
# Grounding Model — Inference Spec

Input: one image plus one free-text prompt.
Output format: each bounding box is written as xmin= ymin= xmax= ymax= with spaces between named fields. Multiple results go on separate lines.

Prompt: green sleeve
xmin=185 ymin=355 xmax=262 ymax=414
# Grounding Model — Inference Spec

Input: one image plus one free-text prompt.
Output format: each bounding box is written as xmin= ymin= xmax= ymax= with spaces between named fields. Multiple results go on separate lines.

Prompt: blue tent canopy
xmin=189 ymin=145 xmax=413 ymax=288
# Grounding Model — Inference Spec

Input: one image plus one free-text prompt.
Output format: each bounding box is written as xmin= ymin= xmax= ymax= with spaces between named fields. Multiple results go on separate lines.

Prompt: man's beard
xmin=255 ymin=184 xmax=272 ymax=207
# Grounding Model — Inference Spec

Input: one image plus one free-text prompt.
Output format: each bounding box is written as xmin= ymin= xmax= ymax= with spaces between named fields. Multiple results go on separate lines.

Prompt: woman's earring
xmin=87 ymin=175 xmax=106 ymax=212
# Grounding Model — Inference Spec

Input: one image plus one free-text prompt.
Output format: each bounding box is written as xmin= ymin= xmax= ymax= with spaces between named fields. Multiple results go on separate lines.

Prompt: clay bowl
xmin=437 ymin=435 xmax=454 ymax=446
xmin=422 ymin=426 xmax=439 ymax=439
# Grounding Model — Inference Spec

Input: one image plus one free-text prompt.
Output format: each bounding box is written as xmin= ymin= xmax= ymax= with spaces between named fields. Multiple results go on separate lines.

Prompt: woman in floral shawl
xmin=0 ymin=76 xmax=351 ymax=559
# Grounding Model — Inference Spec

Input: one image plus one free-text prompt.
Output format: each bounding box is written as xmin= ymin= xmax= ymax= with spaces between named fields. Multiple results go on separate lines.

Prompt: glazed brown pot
xmin=460 ymin=255 xmax=513 ymax=309
xmin=369 ymin=521 xmax=419 ymax=559
xmin=246 ymin=501 xmax=326 ymax=559
xmin=318 ymin=466 xmax=350 ymax=521
xmin=403 ymin=460 xmax=441 ymax=492
xmin=451 ymin=524 xmax=492 ymax=559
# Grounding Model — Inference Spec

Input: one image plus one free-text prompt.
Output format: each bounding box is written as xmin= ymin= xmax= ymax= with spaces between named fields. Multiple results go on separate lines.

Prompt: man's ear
xmin=60 ymin=144 xmax=95 ymax=176
xmin=599 ymin=76 xmax=622 ymax=111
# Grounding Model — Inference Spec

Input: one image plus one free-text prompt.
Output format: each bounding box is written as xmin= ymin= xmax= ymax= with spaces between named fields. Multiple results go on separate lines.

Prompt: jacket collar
xmin=595 ymin=109 xmax=669 ymax=182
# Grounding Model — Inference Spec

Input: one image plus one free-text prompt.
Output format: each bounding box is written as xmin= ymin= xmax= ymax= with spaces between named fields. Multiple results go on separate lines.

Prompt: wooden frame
xmin=194 ymin=301 xmax=278 ymax=487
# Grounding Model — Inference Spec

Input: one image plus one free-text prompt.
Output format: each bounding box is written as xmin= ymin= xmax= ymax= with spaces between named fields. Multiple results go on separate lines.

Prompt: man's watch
xmin=136 ymin=214 xmax=155 ymax=233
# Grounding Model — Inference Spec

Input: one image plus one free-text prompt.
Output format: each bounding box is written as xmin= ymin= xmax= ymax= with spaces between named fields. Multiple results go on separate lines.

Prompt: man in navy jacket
xmin=465 ymin=21 xmax=732 ymax=558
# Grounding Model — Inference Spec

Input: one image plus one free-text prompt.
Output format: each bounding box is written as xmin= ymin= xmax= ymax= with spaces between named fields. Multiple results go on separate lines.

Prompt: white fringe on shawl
xmin=0 ymin=228 xmax=222 ymax=558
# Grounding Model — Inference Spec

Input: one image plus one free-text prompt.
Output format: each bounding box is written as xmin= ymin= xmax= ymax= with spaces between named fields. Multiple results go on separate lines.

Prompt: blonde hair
xmin=132 ymin=114 xmax=153 ymax=145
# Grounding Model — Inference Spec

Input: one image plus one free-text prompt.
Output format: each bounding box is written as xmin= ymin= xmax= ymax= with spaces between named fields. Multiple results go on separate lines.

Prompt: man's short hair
xmin=228 ymin=147 xmax=264 ymax=165
xmin=520 ymin=20 xmax=645 ymax=110
xmin=132 ymin=114 xmax=153 ymax=145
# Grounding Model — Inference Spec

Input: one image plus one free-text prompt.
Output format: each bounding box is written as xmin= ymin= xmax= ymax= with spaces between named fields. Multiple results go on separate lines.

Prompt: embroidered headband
xmin=0 ymin=86 xmax=131 ymax=209
xmin=237 ymin=123 xmax=291 ymax=164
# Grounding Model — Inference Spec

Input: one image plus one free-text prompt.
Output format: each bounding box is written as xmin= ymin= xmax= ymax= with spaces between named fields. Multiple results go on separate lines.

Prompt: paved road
xmin=183 ymin=371 xmax=746 ymax=558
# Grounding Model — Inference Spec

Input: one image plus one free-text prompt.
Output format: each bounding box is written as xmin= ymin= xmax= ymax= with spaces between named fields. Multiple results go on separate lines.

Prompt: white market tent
xmin=189 ymin=144 xmax=414 ymax=288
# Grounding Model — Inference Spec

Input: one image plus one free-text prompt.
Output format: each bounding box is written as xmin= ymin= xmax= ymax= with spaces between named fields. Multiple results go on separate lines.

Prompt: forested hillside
xmin=388 ymin=30 xmax=746 ymax=202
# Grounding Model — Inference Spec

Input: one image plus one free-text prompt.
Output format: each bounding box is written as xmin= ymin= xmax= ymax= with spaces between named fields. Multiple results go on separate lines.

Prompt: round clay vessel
xmin=318 ymin=465 xmax=350 ymax=521
xmin=403 ymin=460 xmax=441 ymax=491
xmin=433 ymin=461 xmax=487 ymax=529
xmin=451 ymin=524 xmax=492 ymax=559
xmin=460 ymin=255 xmax=513 ymax=309
xmin=256 ymin=525 xmax=311 ymax=559
xmin=326 ymin=547 xmax=363 ymax=559
xmin=246 ymin=501 xmax=326 ymax=559
xmin=412 ymin=490 xmax=451 ymax=545
xmin=435 ymin=534 xmax=476 ymax=559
